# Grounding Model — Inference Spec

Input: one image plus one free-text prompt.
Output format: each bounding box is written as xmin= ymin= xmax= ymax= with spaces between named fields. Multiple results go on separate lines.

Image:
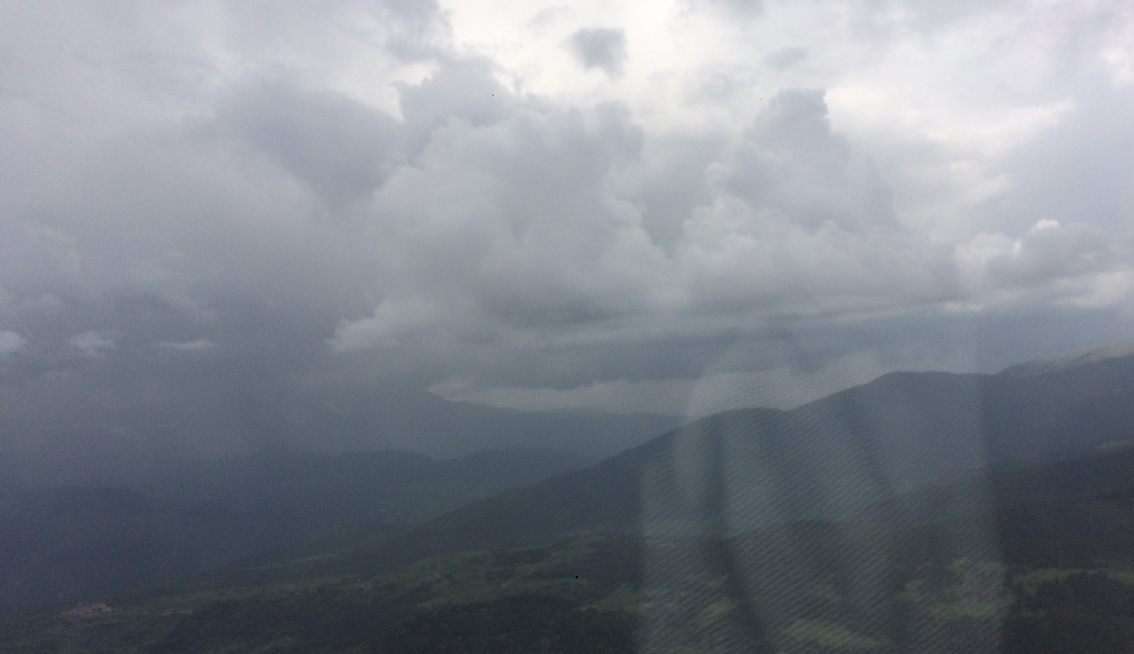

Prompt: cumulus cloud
xmin=703 ymin=88 xmax=898 ymax=234
xmin=211 ymin=79 xmax=403 ymax=206
xmin=334 ymin=86 xmax=954 ymax=361
xmin=983 ymin=220 xmax=1119 ymax=285
xmin=331 ymin=69 xmax=658 ymax=352
xmin=327 ymin=63 xmax=1128 ymax=407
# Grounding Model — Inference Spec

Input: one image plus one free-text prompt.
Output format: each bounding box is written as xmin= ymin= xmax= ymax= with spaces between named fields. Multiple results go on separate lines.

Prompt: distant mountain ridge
xmin=0 ymin=380 xmax=679 ymax=488
xmin=0 ymin=447 xmax=596 ymax=616
xmin=374 ymin=348 xmax=1134 ymax=568
xmin=7 ymin=345 xmax=1134 ymax=615
xmin=999 ymin=342 xmax=1134 ymax=377
xmin=138 ymin=446 xmax=598 ymax=525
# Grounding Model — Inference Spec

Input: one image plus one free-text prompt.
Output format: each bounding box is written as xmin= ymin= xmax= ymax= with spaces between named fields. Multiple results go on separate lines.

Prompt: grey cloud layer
xmin=333 ymin=81 xmax=1090 ymax=360
xmin=0 ymin=0 xmax=1132 ymax=460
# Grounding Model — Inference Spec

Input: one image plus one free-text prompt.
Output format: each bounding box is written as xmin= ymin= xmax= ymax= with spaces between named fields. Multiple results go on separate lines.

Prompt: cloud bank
xmin=0 ymin=0 xmax=1132 ymax=461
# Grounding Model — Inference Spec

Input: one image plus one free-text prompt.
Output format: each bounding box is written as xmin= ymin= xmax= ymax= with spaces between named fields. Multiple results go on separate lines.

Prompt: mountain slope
xmin=376 ymin=350 xmax=1134 ymax=567
xmin=0 ymin=447 xmax=596 ymax=616
xmin=8 ymin=483 xmax=1134 ymax=654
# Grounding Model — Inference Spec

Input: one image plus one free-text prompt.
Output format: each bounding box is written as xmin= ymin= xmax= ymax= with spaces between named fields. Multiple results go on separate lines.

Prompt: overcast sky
xmin=1 ymin=0 xmax=1132 ymax=459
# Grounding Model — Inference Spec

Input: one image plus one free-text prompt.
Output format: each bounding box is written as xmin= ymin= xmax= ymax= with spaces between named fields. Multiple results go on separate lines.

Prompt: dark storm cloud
xmin=212 ymin=80 xmax=403 ymax=206
xmin=567 ymin=28 xmax=627 ymax=76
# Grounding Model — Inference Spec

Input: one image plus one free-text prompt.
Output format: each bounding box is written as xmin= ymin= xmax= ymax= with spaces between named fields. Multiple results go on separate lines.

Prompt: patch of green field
xmin=928 ymin=599 xmax=1008 ymax=620
xmin=696 ymin=597 xmax=735 ymax=625
xmin=591 ymin=584 xmax=641 ymax=612
xmin=1015 ymin=566 xmax=1134 ymax=596
xmin=367 ymin=534 xmax=629 ymax=611
xmin=782 ymin=618 xmax=892 ymax=651
xmin=7 ymin=535 xmax=1134 ymax=654
xmin=1014 ymin=567 xmax=1080 ymax=595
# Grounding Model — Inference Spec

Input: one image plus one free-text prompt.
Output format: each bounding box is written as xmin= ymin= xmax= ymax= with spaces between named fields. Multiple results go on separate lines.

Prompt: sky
xmin=1 ymin=0 xmax=1132 ymax=463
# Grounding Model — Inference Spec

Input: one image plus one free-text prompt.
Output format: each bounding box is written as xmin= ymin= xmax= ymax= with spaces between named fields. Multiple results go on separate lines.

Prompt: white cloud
xmin=331 ymin=297 xmax=442 ymax=351
xmin=0 ymin=331 xmax=25 ymax=359
xmin=156 ymin=339 xmax=216 ymax=352
xmin=955 ymin=219 xmax=1126 ymax=298
xmin=68 ymin=331 xmax=115 ymax=358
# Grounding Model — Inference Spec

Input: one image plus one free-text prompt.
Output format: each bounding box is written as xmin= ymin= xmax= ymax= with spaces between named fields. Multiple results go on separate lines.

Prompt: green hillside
xmin=5 ymin=484 xmax=1134 ymax=653
xmin=7 ymin=346 xmax=1134 ymax=651
xmin=0 ymin=448 xmax=596 ymax=616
